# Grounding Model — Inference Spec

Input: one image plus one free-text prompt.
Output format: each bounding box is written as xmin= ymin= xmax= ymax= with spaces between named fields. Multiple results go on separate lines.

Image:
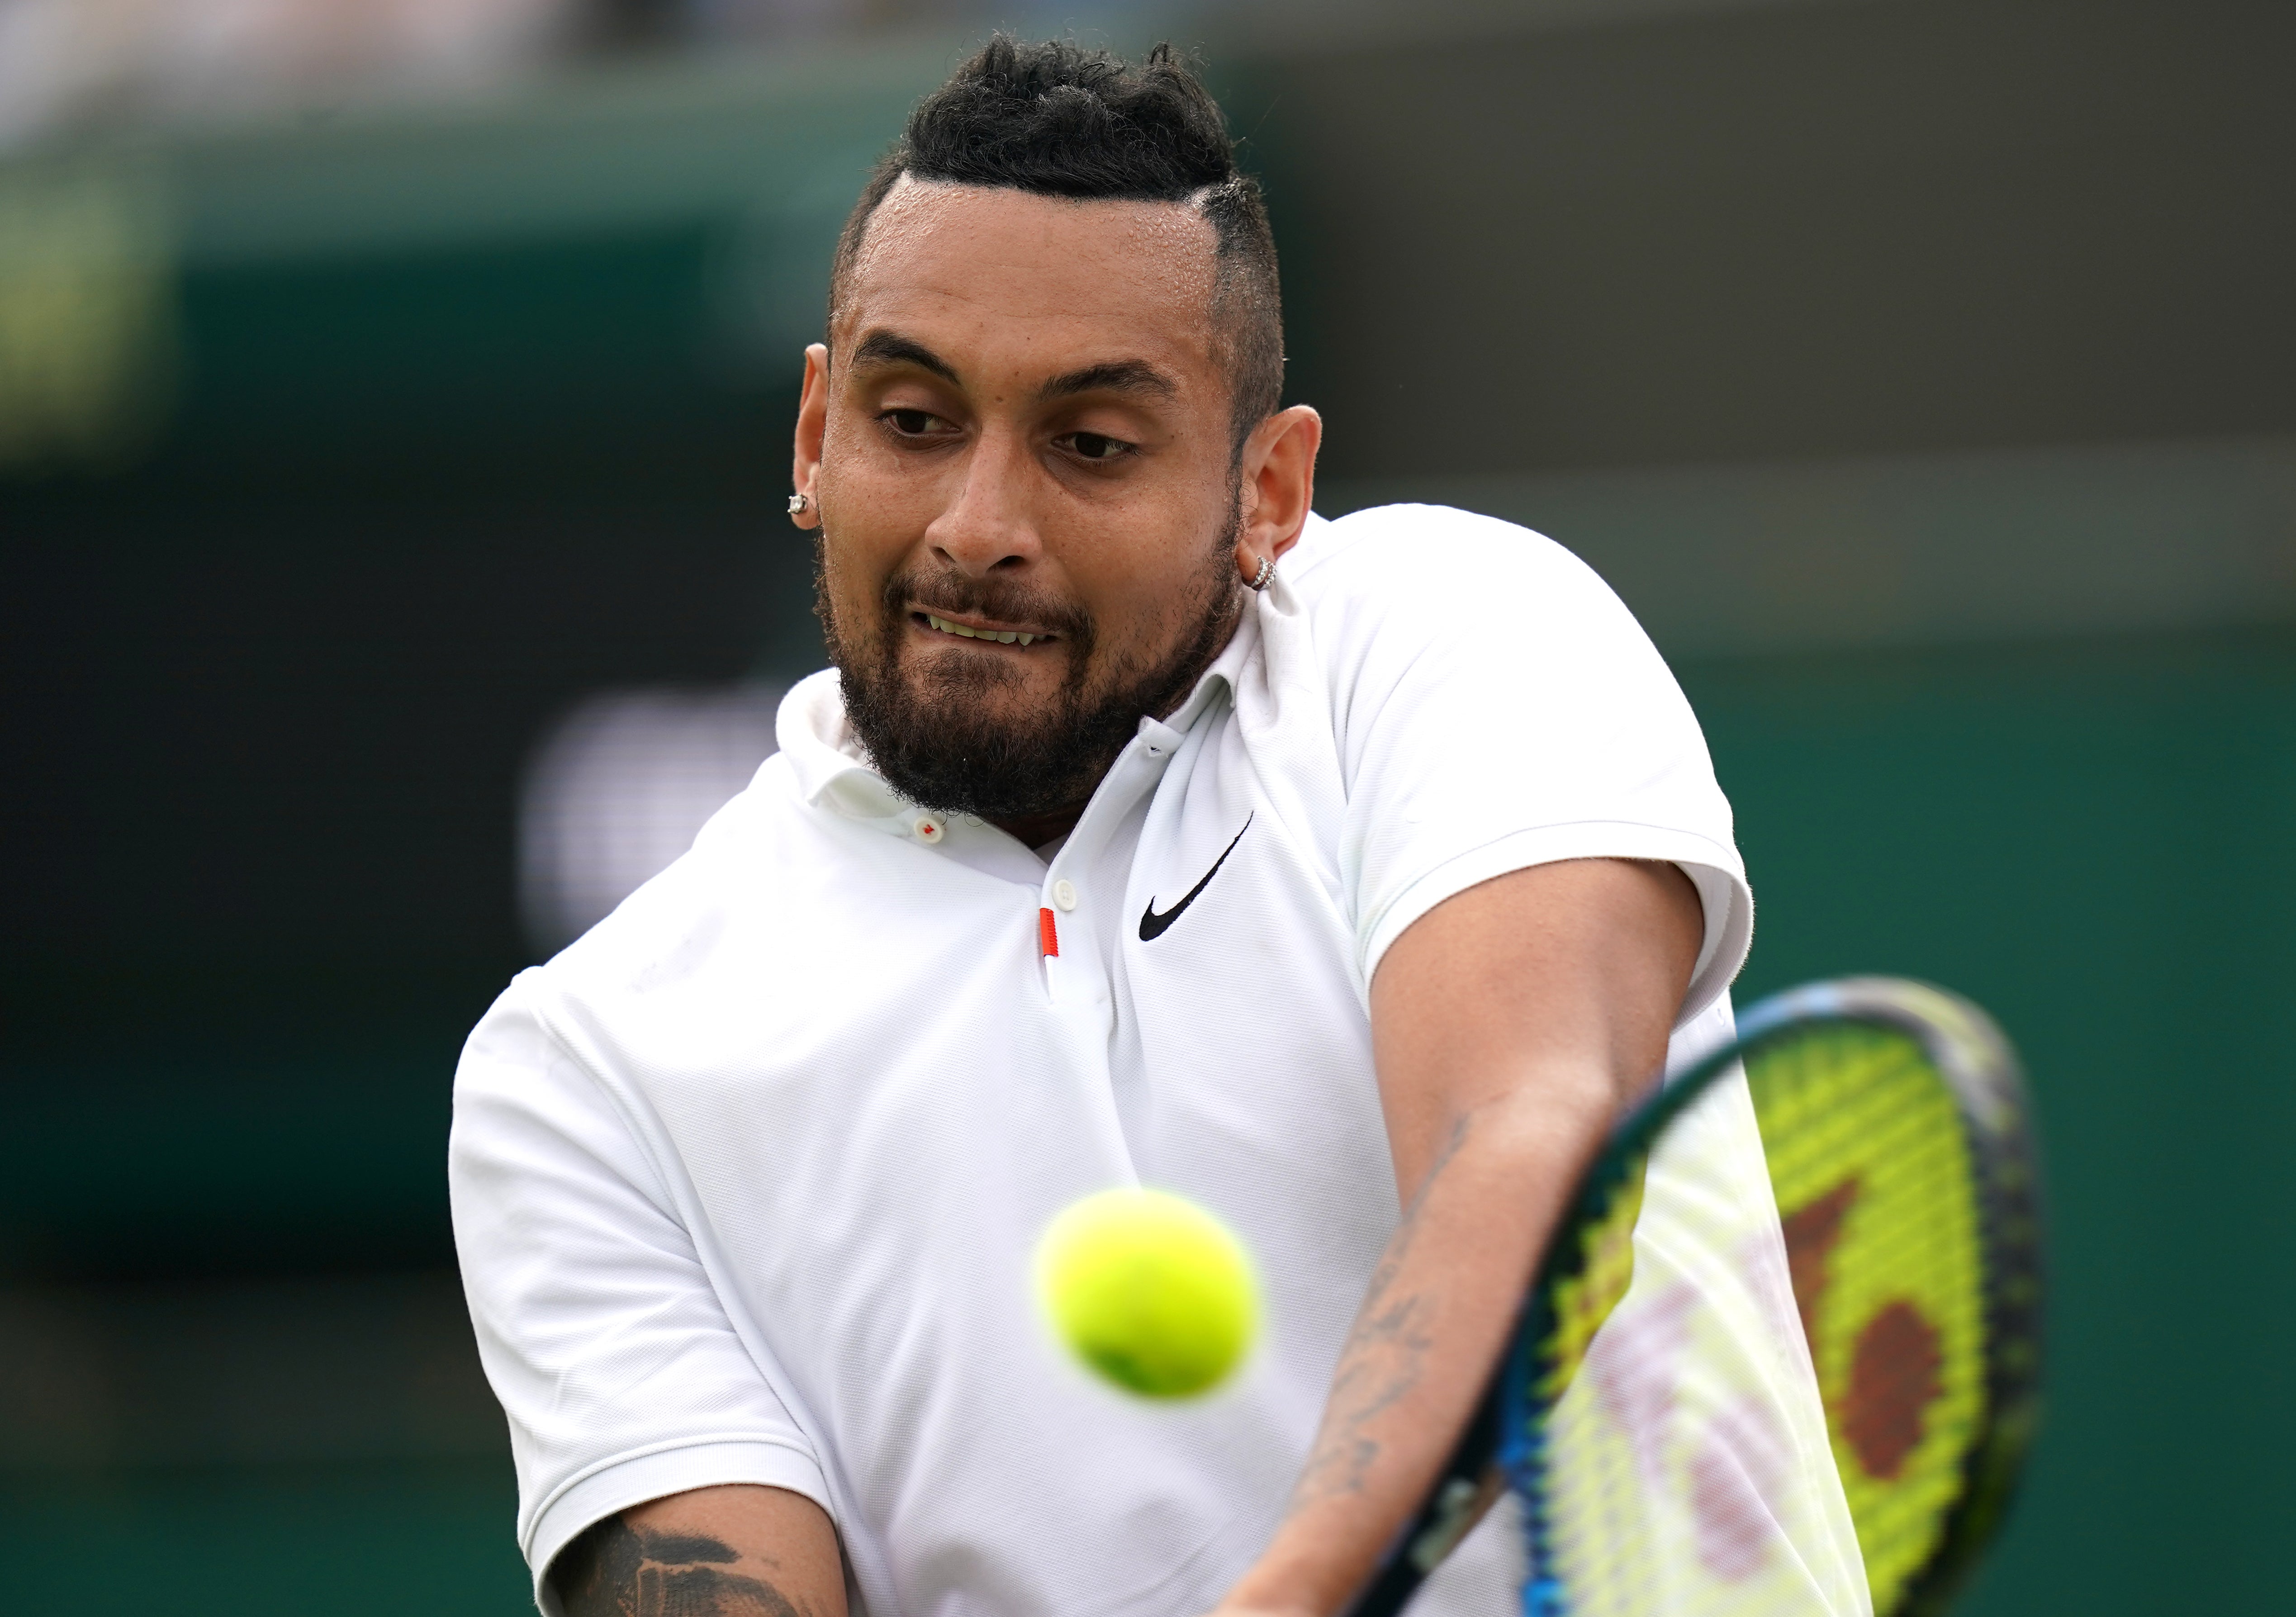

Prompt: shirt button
xmin=1052 ymin=879 xmax=1078 ymax=912
xmin=913 ymin=815 xmax=944 ymax=843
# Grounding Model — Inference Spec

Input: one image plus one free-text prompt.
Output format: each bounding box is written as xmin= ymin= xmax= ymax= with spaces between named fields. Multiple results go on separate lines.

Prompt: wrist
xmin=1218 ymin=1542 xmax=1358 ymax=1617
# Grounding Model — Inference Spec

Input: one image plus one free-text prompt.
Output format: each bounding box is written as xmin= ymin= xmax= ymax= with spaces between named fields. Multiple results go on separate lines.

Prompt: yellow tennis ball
xmin=1035 ymin=1187 xmax=1261 ymax=1399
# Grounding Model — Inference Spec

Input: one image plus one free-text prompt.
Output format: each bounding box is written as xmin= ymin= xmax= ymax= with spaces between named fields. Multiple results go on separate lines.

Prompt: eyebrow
xmin=847 ymin=332 xmax=1179 ymax=405
xmin=849 ymin=330 xmax=961 ymax=384
xmin=1038 ymin=359 xmax=1178 ymax=403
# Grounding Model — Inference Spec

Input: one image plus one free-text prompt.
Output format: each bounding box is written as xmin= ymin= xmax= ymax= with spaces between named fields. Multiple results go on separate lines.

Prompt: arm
xmin=1218 ymin=856 xmax=1704 ymax=1617
xmin=552 ymin=1484 xmax=846 ymax=1617
xmin=449 ymin=990 xmax=842 ymax=1617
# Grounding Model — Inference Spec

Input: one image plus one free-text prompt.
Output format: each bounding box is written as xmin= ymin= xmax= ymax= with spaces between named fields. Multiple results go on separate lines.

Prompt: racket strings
xmin=1750 ymin=1027 xmax=1989 ymax=1613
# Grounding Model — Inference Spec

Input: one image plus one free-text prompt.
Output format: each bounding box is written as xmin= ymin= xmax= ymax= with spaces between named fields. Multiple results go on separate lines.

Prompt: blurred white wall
xmin=518 ymin=681 xmax=785 ymax=954
xmin=0 ymin=0 xmax=570 ymax=144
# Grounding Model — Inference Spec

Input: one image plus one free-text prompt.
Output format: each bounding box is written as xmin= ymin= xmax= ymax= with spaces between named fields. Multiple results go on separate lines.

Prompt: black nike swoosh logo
xmin=1139 ymin=814 xmax=1252 ymax=942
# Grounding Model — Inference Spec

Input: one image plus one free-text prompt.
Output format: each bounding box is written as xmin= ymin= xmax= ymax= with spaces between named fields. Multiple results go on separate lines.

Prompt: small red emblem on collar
xmin=1038 ymin=907 xmax=1060 ymax=958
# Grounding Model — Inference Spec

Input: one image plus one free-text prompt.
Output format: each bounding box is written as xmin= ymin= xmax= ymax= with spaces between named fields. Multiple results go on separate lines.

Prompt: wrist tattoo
xmin=554 ymin=1515 xmax=809 ymax=1617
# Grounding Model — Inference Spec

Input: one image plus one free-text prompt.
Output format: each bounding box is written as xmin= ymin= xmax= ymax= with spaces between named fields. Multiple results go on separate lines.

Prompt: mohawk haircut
xmin=829 ymin=37 xmax=1285 ymax=459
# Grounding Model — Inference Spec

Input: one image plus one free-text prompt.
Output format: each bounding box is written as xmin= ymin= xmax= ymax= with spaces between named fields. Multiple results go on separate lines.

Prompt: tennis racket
xmin=1347 ymin=977 xmax=2044 ymax=1617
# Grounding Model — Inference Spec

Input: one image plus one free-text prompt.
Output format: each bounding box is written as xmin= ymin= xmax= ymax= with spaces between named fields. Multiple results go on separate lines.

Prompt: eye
xmin=880 ymin=408 xmax=952 ymax=438
xmin=1059 ymin=431 xmax=1133 ymax=462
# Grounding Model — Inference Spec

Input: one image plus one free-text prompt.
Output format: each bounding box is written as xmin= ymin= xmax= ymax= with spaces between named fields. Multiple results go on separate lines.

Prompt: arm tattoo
xmin=553 ymin=1515 xmax=812 ymax=1617
xmin=1291 ymin=1114 xmax=1474 ymax=1506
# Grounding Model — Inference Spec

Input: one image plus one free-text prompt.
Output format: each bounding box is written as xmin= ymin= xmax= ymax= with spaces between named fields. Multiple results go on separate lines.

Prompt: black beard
xmin=817 ymin=508 xmax=1243 ymax=825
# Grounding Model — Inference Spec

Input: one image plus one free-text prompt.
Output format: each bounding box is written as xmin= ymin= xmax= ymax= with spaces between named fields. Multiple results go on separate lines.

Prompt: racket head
xmin=1506 ymin=977 xmax=2044 ymax=1617
xmin=1350 ymin=977 xmax=2043 ymax=1617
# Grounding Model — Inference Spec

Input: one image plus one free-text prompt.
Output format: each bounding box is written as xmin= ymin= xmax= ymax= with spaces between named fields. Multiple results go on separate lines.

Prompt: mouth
xmin=911 ymin=608 xmax=1059 ymax=648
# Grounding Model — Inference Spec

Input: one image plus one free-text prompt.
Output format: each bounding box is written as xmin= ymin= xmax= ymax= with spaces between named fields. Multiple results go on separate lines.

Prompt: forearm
xmin=1224 ymin=1076 xmax=1614 ymax=1617
xmin=551 ymin=1484 xmax=846 ymax=1617
xmin=1224 ymin=858 xmax=1702 ymax=1617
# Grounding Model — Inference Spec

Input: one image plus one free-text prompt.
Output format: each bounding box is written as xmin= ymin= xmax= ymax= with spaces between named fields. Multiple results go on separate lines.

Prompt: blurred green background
xmin=4 ymin=0 xmax=2292 ymax=1612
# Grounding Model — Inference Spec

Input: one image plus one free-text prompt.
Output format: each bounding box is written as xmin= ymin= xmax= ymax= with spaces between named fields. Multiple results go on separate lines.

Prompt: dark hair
xmin=830 ymin=38 xmax=1284 ymax=460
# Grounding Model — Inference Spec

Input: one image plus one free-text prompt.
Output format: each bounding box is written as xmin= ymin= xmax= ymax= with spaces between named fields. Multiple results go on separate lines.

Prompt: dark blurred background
xmin=4 ymin=0 xmax=2291 ymax=1610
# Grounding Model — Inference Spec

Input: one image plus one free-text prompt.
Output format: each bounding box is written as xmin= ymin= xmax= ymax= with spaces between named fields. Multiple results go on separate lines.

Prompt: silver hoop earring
xmin=787 ymin=493 xmax=813 ymax=517
xmin=1248 ymin=554 xmax=1274 ymax=592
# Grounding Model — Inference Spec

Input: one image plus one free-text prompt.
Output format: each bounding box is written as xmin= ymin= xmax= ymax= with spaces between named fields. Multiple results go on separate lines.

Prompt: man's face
xmin=797 ymin=180 xmax=1251 ymax=828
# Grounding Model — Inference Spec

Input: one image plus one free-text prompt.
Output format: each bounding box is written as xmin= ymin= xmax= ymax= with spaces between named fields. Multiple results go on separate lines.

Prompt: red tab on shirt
xmin=1038 ymin=907 xmax=1060 ymax=958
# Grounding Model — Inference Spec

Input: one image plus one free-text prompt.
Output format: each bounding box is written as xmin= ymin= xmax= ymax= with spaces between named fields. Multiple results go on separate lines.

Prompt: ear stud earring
xmin=787 ymin=493 xmax=813 ymax=517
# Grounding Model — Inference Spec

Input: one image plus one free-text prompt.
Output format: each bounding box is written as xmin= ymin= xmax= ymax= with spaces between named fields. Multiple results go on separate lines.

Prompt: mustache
xmin=882 ymin=565 xmax=1095 ymax=645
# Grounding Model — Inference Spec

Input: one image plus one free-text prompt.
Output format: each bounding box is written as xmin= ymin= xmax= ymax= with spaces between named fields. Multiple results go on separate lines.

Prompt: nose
xmin=925 ymin=425 xmax=1040 ymax=579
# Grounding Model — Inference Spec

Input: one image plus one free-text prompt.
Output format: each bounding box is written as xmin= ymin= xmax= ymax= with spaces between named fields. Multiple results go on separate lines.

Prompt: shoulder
xmin=460 ymin=757 xmax=827 ymax=1110
xmin=525 ymin=754 xmax=809 ymax=1016
xmin=1290 ymin=503 xmax=1632 ymax=618
xmin=1293 ymin=500 xmax=1575 ymax=565
xmin=1281 ymin=503 xmax=1654 ymax=673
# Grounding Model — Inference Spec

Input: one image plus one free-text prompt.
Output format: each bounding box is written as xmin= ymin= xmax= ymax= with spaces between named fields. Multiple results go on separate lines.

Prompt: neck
xmin=993 ymin=802 xmax=1089 ymax=850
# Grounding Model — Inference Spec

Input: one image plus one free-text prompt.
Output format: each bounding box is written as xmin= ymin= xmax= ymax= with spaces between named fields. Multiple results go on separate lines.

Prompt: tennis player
xmin=451 ymin=38 xmax=1864 ymax=1617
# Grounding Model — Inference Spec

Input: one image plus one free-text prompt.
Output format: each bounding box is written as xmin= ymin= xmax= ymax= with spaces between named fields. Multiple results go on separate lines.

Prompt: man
xmin=451 ymin=38 xmax=1860 ymax=1617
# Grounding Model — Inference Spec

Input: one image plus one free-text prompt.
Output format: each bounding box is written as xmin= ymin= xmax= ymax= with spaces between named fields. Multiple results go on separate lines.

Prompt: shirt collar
xmin=776 ymin=604 xmax=1263 ymax=826
xmin=1144 ymin=595 xmax=1258 ymax=746
xmin=776 ymin=672 xmax=906 ymax=822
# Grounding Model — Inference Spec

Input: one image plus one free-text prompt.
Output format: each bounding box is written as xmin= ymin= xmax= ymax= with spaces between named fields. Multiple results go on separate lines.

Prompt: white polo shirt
xmin=449 ymin=504 xmax=1861 ymax=1617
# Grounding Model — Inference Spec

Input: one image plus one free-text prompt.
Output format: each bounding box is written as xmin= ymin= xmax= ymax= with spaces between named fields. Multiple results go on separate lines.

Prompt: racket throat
xmin=1406 ymin=1471 xmax=1507 ymax=1574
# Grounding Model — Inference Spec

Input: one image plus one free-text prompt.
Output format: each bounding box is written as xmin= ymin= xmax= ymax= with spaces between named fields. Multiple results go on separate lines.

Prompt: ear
xmin=1233 ymin=404 xmax=1322 ymax=585
xmin=790 ymin=342 xmax=829 ymax=531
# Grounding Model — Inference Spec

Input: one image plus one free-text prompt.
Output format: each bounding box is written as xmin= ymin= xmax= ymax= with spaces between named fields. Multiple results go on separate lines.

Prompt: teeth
xmin=925 ymin=614 xmax=1044 ymax=646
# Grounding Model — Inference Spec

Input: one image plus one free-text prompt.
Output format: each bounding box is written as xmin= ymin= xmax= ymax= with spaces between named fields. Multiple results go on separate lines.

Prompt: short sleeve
xmin=1300 ymin=506 xmax=1751 ymax=1022
xmin=448 ymin=975 xmax=831 ymax=1613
